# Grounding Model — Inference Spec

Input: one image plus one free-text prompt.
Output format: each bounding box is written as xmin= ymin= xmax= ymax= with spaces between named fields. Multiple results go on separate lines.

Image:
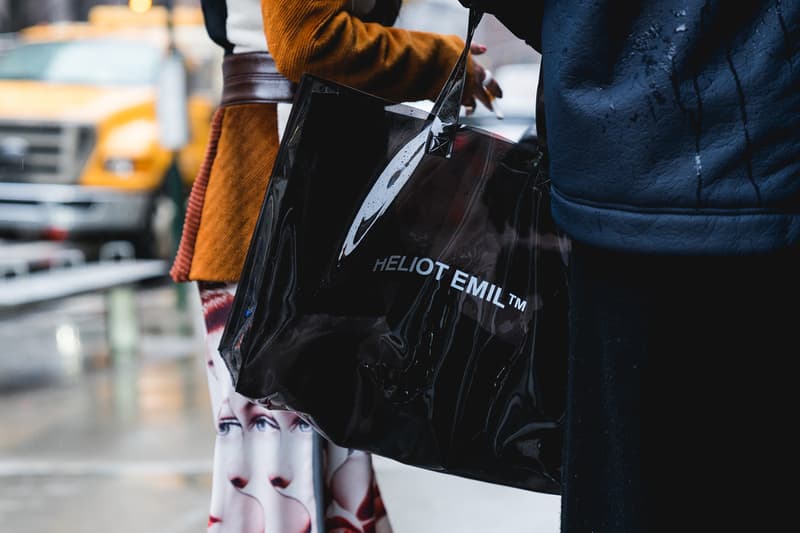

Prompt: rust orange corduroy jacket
xmin=171 ymin=0 xmax=473 ymax=283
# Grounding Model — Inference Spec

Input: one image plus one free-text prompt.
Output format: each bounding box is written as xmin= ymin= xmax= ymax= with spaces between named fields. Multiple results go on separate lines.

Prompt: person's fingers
xmin=463 ymin=96 xmax=476 ymax=115
xmin=484 ymin=77 xmax=503 ymax=99
xmin=478 ymin=67 xmax=491 ymax=97
xmin=462 ymin=56 xmax=504 ymax=115
xmin=480 ymin=69 xmax=503 ymax=100
xmin=471 ymin=62 xmax=486 ymax=85
xmin=463 ymin=84 xmax=495 ymax=113
xmin=474 ymin=87 xmax=493 ymax=111
xmin=470 ymin=42 xmax=488 ymax=55
xmin=475 ymin=72 xmax=502 ymax=111
xmin=462 ymin=59 xmax=482 ymax=107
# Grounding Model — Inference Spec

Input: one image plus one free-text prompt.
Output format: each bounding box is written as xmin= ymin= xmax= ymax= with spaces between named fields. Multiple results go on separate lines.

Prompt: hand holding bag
xmin=219 ymin=8 xmax=569 ymax=494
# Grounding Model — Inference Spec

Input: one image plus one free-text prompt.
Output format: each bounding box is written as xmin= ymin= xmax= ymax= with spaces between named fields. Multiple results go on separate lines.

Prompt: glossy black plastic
xmin=219 ymin=9 xmax=568 ymax=494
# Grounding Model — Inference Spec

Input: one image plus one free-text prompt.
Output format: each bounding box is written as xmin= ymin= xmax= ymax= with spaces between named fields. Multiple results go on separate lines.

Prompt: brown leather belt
xmin=221 ymin=51 xmax=295 ymax=106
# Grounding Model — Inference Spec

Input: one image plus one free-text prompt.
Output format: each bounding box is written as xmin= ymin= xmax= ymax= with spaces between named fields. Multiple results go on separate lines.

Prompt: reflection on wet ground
xmin=0 ymin=278 xmax=560 ymax=532
xmin=0 ymin=474 xmax=210 ymax=533
xmin=0 ymin=279 xmax=213 ymax=533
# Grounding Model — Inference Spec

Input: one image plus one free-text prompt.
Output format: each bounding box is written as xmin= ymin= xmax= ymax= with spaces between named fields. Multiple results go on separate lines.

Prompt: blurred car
xmin=0 ymin=5 xmax=221 ymax=259
xmin=0 ymin=33 xmax=15 ymax=53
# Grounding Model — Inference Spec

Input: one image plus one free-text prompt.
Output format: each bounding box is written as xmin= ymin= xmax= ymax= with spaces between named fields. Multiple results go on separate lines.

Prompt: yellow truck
xmin=0 ymin=6 xmax=221 ymax=258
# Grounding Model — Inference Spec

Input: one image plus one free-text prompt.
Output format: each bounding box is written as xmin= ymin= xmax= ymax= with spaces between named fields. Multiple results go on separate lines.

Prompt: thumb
xmin=469 ymin=43 xmax=488 ymax=55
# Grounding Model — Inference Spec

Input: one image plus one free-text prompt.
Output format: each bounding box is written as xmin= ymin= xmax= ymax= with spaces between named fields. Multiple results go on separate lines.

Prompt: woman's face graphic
xmin=325 ymin=449 xmax=387 ymax=533
xmin=211 ymin=393 xmax=315 ymax=533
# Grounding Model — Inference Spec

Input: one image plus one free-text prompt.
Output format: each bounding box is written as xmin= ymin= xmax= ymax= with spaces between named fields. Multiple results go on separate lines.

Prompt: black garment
xmin=200 ymin=0 xmax=234 ymax=54
xmin=461 ymin=0 xmax=800 ymax=255
xmin=458 ymin=2 xmax=800 ymax=530
xmin=566 ymin=241 xmax=799 ymax=532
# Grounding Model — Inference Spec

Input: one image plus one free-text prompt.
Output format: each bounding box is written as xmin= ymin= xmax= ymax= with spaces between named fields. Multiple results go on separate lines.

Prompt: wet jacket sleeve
xmin=261 ymin=0 xmax=474 ymax=103
xmin=458 ymin=0 xmax=542 ymax=50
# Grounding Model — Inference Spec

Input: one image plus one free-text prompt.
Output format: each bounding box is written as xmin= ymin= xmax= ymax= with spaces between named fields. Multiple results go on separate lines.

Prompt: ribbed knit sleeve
xmin=261 ymin=0 xmax=473 ymax=103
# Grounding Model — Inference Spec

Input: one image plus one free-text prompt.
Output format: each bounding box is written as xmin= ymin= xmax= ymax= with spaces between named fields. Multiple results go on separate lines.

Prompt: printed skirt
xmin=199 ymin=282 xmax=392 ymax=533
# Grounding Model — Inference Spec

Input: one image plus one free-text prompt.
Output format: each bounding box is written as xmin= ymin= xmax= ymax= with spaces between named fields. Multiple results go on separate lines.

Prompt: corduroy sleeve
xmin=261 ymin=0 xmax=474 ymax=103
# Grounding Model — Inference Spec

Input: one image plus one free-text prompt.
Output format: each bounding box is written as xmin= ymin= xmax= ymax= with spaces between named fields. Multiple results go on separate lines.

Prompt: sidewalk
xmin=0 ymin=281 xmax=560 ymax=532
xmin=376 ymin=455 xmax=560 ymax=532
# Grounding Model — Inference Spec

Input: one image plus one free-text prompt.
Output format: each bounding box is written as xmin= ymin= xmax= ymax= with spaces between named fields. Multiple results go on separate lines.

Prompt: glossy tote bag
xmin=219 ymin=9 xmax=569 ymax=494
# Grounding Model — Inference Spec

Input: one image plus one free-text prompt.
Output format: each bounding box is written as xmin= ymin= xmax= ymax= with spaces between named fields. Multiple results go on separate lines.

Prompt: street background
xmin=0 ymin=278 xmax=560 ymax=532
xmin=0 ymin=1 xmax=556 ymax=532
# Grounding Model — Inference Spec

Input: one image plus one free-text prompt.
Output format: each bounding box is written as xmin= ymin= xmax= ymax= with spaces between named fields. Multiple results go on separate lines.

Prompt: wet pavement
xmin=0 ymin=278 xmax=212 ymax=533
xmin=0 ymin=277 xmax=560 ymax=532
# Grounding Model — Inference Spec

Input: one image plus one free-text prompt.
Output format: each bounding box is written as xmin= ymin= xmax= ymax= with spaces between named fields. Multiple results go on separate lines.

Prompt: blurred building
xmin=0 ymin=0 xmax=200 ymax=33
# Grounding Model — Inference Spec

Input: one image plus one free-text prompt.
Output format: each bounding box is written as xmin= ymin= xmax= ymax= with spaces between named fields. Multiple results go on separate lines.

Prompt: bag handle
xmin=426 ymin=7 xmax=484 ymax=158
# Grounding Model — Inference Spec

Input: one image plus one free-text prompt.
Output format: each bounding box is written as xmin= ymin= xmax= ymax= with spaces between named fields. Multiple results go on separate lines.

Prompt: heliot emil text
xmin=372 ymin=255 xmax=528 ymax=312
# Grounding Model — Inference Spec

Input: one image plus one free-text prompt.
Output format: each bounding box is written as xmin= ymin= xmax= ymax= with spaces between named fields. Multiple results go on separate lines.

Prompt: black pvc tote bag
xmin=219 ymin=9 xmax=569 ymax=494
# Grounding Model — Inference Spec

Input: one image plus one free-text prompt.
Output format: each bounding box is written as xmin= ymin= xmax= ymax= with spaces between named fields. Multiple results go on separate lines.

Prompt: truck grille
xmin=0 ymin=121 xmax=96 ymax=184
